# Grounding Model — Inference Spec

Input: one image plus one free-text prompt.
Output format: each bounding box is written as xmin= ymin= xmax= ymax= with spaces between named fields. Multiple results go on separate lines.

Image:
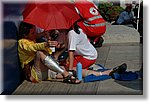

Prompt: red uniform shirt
xmin=75 ymin=0 xmax=106 ymax=37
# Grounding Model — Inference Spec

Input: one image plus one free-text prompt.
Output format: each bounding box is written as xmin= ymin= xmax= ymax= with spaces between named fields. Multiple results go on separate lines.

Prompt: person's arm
xmin=67 ymin=30 xmax=78 ymax=70
xmin=19 ymin=39 xmax=58 ymax=52
xmin=68 ymin=50 xmax=75 ymax=70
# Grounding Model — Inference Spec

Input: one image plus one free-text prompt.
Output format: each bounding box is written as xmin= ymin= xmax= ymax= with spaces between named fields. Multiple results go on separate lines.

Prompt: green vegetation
xmin=98 ymin=2 xmax=124 ymax=22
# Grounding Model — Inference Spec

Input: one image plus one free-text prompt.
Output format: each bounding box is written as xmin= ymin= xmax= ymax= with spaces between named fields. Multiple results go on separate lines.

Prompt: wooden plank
xmin=28 ymin=83 xmax=46 ymax=95
xmin=12 ymin=81 xmax=27 ymax=95
xmin=47 ymin=82 xmax=72 ymax=95
xmin=67 ymin=81 xmax=99 ymax=95
xmin=37 ymin=82 xmax=52 ymax=95
xmin=13 ymin=81 xmax=34 ymax=95
xmin=80 ymin=81 xmax=100 ymax=95
xmin=21 ymin=82 xmax=36 ymax=95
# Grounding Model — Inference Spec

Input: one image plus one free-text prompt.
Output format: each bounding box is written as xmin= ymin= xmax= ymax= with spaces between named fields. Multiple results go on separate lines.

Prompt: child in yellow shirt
xmin=18 ymin=21 xmax=81 ymax=84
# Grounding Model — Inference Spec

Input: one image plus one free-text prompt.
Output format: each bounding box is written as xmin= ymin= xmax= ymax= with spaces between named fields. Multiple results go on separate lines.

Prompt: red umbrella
xmin=22 ymin=1 xmax=80 ymax=30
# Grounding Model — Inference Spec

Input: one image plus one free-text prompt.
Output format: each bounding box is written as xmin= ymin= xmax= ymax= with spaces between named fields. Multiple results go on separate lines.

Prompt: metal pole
xmin=137 ymin=0 xmax=141 ymax=30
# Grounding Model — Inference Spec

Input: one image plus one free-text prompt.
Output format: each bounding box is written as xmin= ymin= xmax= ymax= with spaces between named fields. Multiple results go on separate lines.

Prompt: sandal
xmin=63 ymin=75 xmax=81 ymax=84
xmin=109 ymin=63 xmax=127 ymax=76
xmin=68 ymin=70 xmax=77 ymax=77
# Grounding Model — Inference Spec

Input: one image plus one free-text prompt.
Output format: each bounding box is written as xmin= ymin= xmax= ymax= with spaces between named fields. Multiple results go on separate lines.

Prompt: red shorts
xmin=73 ymin=55 xmax=96 ymax=69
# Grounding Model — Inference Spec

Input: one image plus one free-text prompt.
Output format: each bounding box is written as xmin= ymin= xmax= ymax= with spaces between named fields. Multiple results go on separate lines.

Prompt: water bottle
xmin=76 ymin=62 xmax=82 ymax=81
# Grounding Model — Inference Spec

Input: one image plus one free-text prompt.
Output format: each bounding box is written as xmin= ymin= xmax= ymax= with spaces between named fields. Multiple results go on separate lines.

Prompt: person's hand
xmin=56 ymin=42 xmax=65 ymax=49
xmin=56 ymin=43 xmax=61 ymax=49
xmin=47 ymin=40 xmax=59 ymax=47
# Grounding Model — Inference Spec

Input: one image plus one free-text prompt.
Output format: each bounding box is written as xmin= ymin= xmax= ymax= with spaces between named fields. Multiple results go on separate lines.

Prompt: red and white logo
xmin=89 ymin=7 xmax=98 ymax=15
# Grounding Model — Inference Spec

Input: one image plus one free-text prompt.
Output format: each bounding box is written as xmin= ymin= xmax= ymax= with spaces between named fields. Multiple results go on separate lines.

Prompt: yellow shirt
xmin=18 ymin=38 xmax=52 ymax=68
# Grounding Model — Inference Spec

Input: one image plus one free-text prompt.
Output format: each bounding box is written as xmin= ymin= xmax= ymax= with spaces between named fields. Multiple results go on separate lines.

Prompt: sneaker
xmin=93 ymin=37 xmax=104 ymax=47
xmin=109 ymin=63 xmax=127 ymax=76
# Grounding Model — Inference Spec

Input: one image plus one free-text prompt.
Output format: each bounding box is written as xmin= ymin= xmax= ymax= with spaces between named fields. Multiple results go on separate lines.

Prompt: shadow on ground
xmin=115 ymin=79 xmax=143 ymax=90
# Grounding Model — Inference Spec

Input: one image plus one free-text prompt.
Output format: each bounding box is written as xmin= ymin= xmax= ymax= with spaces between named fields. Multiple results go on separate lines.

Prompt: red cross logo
xmin=89 ymin=7 xmax=98 ymax=15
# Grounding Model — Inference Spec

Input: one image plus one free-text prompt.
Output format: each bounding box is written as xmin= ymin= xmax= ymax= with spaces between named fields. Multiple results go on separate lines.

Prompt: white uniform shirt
xmin=68 ymin=29 xmax=97 ymax=60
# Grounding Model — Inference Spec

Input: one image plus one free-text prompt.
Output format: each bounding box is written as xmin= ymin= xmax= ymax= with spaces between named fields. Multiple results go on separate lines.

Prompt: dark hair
xmin=125 ymin=4 xmax=132 ymax=12
xmin=18 ymin=21 xmax=34 ymax=39
xmin=74 ymin=23 xmax=80 ymax=34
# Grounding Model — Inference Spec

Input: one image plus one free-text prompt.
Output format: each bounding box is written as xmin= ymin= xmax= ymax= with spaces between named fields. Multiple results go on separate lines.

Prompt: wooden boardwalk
xmin=12 ymin=43 xmax=143 ymax=95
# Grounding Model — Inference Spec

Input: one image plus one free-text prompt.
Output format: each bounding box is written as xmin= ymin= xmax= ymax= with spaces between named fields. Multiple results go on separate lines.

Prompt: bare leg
xmin=72 ymin=67 xmax=112 ymax=77
xmin=83 ymin=69 xmax=112 ymax=77
xmin=36 ymin=51 xmax=47 ymax=61
xmin=34 ymin=51 xmax=49 ymax=81
xmin=101 ymin=70 xmax=112 ymax=75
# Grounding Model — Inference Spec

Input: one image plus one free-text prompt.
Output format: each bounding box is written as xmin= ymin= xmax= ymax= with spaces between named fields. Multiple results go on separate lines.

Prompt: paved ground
xmin=103 ymin=23 xmax=140 ymax=44
xmin=12 ymin=43 xmax=143 ymax=95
